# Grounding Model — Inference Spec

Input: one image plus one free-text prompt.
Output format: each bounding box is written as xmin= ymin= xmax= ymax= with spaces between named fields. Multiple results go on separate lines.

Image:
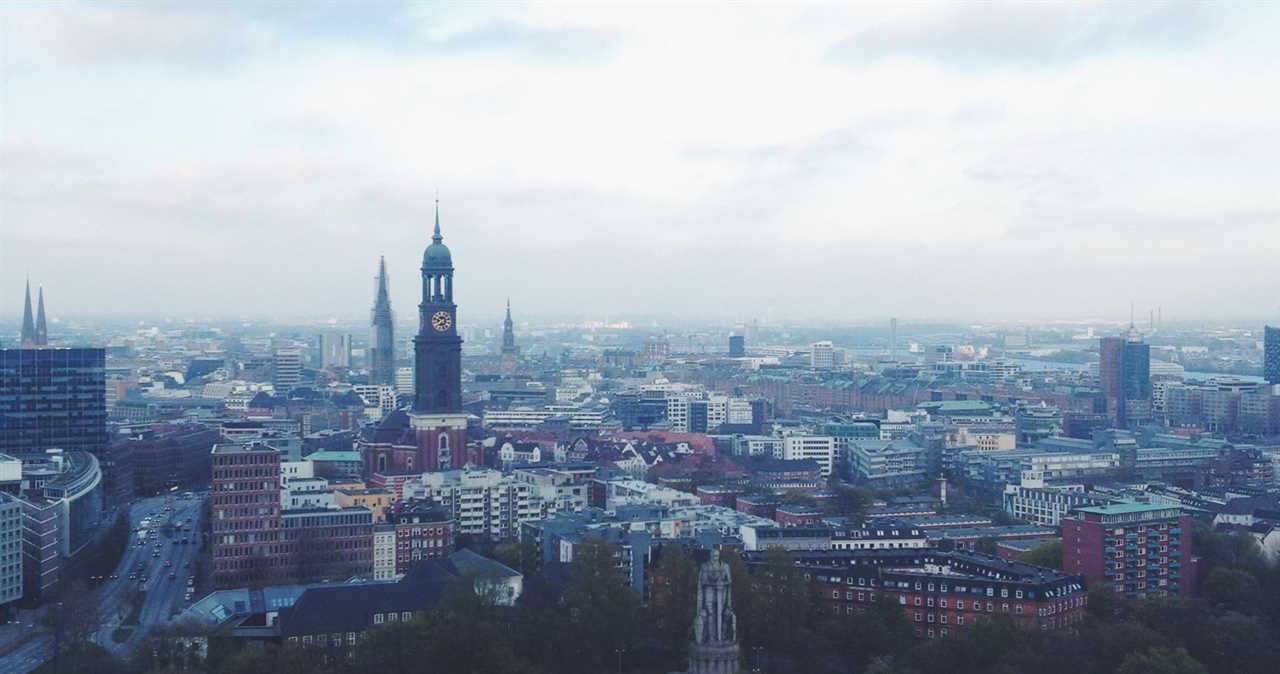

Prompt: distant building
xmin=272 ymin=350 xmax=303 ymax=393
xmin=728 ymin=335 xmax=745 ymax=358
xmin=318 ymin=333 xmax=352 ymax=369
xmin=1099 ymin=330 xmax=1151 ymax=427
xmin=811 ymin=341 xmax=835 ymax=370
xmin=1062 ymin=503 xmax=1193 ymax=600
xmin=1265 ymin=325 xmax=1280 ymax=385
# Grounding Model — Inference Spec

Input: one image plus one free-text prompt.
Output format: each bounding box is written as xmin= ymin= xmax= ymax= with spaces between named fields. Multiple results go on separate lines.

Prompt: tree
xmin=648 ymin=544 xmax=697 ymax=665
xmin=556 ymin=536 xmax=641 ymax=674
xmin=42 ymin=580 xmax=101 ymax=674
xmin=1202 ymin=567 xmax=1261 ymax=615
xmin=1116 ymin=646 xmax=1207 ymax=674
xmin=1021 ymin=540 xmax=1062 ymax=569
xmin=491 ymin=539 xmax=538 ymax=575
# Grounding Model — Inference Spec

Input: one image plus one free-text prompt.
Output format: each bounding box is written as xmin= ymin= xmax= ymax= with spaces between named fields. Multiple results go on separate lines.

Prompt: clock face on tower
xmin=431 ymin=310 xmax=452 ymax=332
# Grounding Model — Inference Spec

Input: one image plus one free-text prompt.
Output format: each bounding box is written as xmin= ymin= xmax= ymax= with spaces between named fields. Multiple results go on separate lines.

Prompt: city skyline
xmin=3 ymin=3 xmax=1280 ymax=321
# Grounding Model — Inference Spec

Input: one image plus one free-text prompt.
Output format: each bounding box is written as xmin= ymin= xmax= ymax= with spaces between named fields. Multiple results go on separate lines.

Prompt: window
xmin=986 ymin=602 xmax=993 ymax=612
xmin=957 ymin=616 xmax=965 ymax=626
xmin=940 ymin=614 xmax=948 ymax=624
xmin=402 ymin=611 xmax=412 ymax=621
xmin=914 ymin=611 xmax=922 ymax=622
xmin=914 ymin=597 xmax=922 ymax=606
xmin=956 ymin=600 xmax=964 ymax=610
xmin=940 ymin=599 xmax=948 ymax=609
xmin=373 ymin=613 xmax=384 ymax=624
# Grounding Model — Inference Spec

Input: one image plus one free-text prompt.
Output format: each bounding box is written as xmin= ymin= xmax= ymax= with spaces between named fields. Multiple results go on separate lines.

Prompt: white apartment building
xmin=373 ymin=525 xmax=397 ymax=581
xmin=280 ymin=477 xmax=335 ymax=510
xmin=783 ymin=435 xmax=837 ymax=477
xmin=403 ymin=468 xmax=537 ymax=541
xmin=811 ymin=341 xmax=835 ymax=369
xmin=353 ymin=384 xmax=398 ymax=419
xmin=395 ymin=367 xmax=414 ymax=395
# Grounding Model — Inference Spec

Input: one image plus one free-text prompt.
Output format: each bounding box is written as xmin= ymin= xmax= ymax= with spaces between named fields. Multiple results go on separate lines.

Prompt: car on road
xmin=184 ymin=561 xmax=190 ymax=568
xmin=169 ymin=573 xmax=177 ymax=580
xmin=164 ymin=560 xmax=172 ymax=567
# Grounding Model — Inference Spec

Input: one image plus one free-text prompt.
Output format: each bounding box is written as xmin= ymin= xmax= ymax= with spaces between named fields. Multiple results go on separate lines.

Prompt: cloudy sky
xmin=2 ymin=1 xmax=1279 ymax=324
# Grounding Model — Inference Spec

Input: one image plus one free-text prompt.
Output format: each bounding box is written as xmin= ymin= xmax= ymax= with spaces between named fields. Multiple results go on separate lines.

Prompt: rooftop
xmin=1073 ymin=503 xmax=1177 ymax=516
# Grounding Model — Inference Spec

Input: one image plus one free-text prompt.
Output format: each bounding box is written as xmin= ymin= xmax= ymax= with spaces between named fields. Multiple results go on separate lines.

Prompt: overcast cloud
xmin=2 ymin=1 xmax=1278 ymax=324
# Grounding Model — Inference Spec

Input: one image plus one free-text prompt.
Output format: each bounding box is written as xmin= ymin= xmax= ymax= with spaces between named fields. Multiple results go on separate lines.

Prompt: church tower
xmin=369 ymin=256 xmax=396 ymax=386
xmin=34 ymin=286 xmax=48 ymax=346
xmin=411 ymin=201 xmax=467 ymax=470
xmin=20 ymin=280 xmax=36 ymax=348
xmin=500 ymin=299 xmax=518 ymax=374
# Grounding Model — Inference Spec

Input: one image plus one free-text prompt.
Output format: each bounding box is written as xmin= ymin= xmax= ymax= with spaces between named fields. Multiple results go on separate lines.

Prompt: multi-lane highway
xmin=0 ymin=491 xmax=208 ymax=674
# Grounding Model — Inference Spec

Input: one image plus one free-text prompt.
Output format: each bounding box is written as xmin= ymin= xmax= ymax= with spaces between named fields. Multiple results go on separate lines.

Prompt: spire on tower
xmin=35 ymin=286 xmax=48 ymax=346
xmin=433 ymin=198 xmax=442 ymax=242
xmin=20 ymin=278 xmax=36 ymax=348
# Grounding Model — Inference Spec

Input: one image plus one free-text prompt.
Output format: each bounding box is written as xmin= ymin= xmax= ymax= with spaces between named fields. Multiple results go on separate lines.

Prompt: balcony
xmin=1170 ymin=550 xmax=1182 ymax=558
xmin=1170 ymin=528 xmax=1181 ymax=535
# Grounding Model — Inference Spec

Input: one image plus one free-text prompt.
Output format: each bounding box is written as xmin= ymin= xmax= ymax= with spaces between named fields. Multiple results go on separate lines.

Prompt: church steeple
xmin=369 ymin=256 xmax=395 ymax=386
xmin=501 ymin=299 xmax=517 ymax=359
xmin=20 ymin=279 xmax=36 ymax=348
xmin=35 ymin=286 xmax=48 ymax=346
xmin=414 ymin=200 xmax=462 ymax=416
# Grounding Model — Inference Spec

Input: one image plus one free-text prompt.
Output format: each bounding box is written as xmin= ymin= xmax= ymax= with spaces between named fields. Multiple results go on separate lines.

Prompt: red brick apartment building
xmin=1062 ymin=503 xmax=1195 ymax=599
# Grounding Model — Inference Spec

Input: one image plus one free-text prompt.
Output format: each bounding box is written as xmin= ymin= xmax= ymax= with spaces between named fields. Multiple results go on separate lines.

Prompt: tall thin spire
xmin=369 ymin=256 xmax=395 ymax=387
xmin=432 ymin=198 xmax=442 ymax=243
xmin=20 ymin=278 xmax=36 ymax=347
xmin=35 ymin=286 xmax=48 ymax=346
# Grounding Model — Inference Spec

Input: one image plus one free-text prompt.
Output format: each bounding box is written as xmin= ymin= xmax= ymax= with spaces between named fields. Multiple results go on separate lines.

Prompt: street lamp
xmin=751 ymin=645 xmax=765 ymax=673
xmin=614 ymin=647 xmax=626 ymax=674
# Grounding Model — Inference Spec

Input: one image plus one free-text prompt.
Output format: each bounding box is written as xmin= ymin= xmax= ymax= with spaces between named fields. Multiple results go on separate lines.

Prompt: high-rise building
xmin=728 ymin=334 xmax=745 ymax=358
xmin=320 ymin=332 xmax=355 ymax=368
xmin=272 ymin=349 xmax=303 ymax=393
xmin=500 ymin=299 xmax=518 ymax=374
xmin=318 ymin=333 xmax=352 ymax=369
xmin=411 ymin=201 xmax=468 ymax=471
xmin=369 ymin=256 xmax=396 ymax=386
xmin=1265 ymin=325 xmax=1280 ymax=385
xmin=1099 ymin=330 xmax=1151 ymax=427
xmin=0 ymin=493 xmax=23 ymax=620
xmin=1098 ymin=336 xmax=1124 ymax=422
xmin=811 ymin=341 xmax=835 ymax=369
xmin=395 ymin=366 xmax=414 ymax=395
xmin=210 ymin=443 xmax=283 ymax=588
xmin=0 ymin=348 xmax=108 ymax=455
xmin=1062 ymin=503 xmax=1192 ymax=600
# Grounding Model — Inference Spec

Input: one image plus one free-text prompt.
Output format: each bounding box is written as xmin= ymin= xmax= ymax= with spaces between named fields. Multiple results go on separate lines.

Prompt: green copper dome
xmin=422 ymin=201 xmax=453 ymax=269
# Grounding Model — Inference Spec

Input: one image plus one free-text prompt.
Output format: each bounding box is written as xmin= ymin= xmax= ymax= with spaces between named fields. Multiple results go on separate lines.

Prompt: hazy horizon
xmin=4 ymin=2 xmax=1279 ymax=323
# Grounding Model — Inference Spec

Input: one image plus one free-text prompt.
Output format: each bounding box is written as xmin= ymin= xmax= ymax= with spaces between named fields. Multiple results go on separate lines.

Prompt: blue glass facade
xmin=0 ymin=348 xmax=108 ymax=455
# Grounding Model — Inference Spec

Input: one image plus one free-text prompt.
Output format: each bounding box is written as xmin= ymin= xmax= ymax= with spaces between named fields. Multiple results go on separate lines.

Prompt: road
xmin=0 ymin=491 xmax=208 ymax=674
